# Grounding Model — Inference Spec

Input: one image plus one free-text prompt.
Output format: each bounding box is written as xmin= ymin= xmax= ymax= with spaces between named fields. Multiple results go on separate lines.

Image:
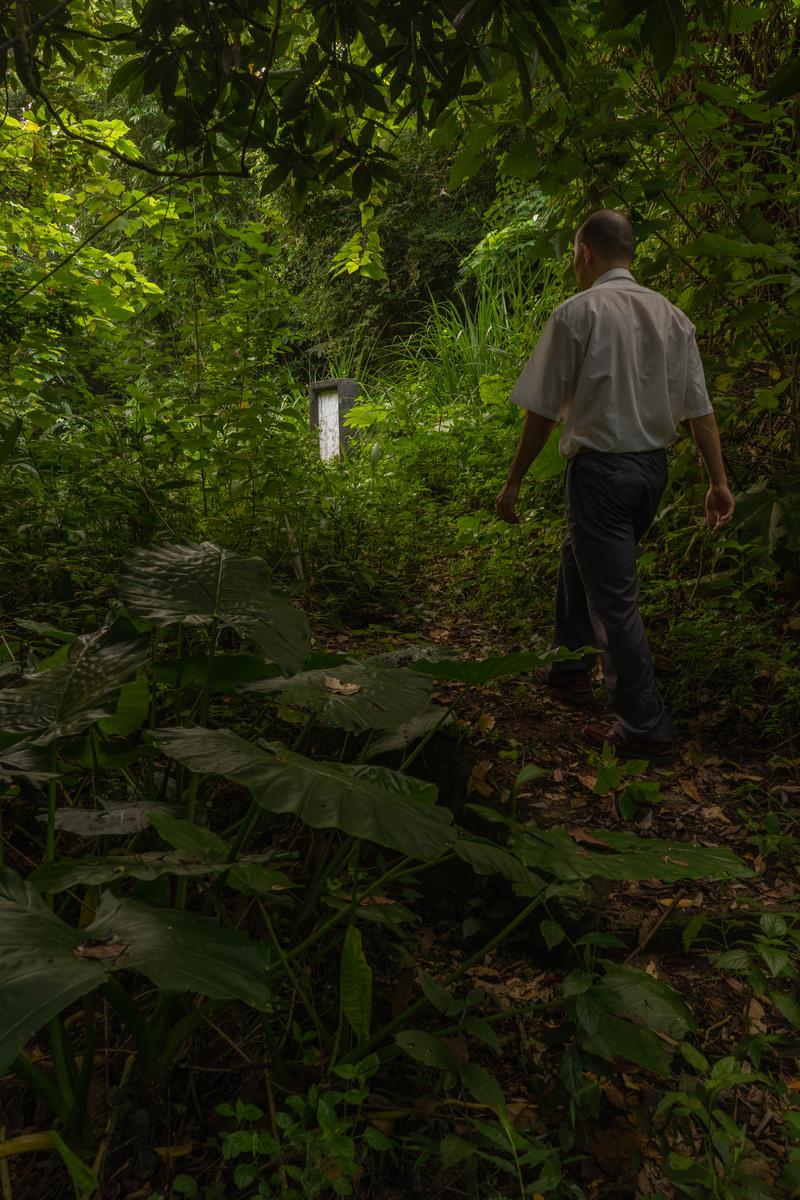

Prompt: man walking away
xmin=496 ymin=210 xmax=734 ymax=762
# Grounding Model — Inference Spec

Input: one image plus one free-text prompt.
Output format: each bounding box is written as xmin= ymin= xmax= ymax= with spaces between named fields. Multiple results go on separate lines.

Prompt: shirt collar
xmin=592 ymin=268 xmax=636 ymax=287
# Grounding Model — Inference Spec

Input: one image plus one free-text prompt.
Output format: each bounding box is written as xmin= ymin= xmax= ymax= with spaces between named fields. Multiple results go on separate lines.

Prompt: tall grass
xmin=399 ymin=259 xmax=565 ymax=411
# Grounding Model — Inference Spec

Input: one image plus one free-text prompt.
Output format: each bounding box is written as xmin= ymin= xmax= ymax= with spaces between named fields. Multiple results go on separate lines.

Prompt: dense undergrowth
xmin=1 ymin=0 xmax=799 ymax=1196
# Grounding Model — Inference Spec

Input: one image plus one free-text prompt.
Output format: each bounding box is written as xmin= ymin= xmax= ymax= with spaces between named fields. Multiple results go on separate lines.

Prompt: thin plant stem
xmin=98 ymin=981 xmax=158 ymax=1078
xmin=226 ymin=799 xmax=261 ymax=862
xmin=11 ymin=1055 xmax=70 ymax=1124
xmin=397 ymin=703 xmax=456 ymax=773
xmin=176 ymin=617 xmax=218 ymax=909
xmin=292 ymin=835 xmax=357 ymax=937
xmin=339 ymin=887 xmax=547 ymax=1066
xmin=45 ymin=746 xmax=57 ymax=870
xmin=68 ymin=993 xmax=96 ymax=1141
xmin=47 ymin=1017 xmax=76 ymax=1113
xmin=257 ymin=901 xmax=332 ymax=1050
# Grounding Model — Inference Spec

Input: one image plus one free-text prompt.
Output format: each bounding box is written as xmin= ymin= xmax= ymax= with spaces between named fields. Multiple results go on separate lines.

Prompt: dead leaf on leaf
xmin=74 ymin=940 xmax=129 ymax=961
xmin=566 ymin=827 xmax=613 ymax=850
xmin=323 ymin=675 xmax=361 ymax=696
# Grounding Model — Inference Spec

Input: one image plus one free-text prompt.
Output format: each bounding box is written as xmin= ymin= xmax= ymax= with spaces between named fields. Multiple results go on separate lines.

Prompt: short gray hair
xmin=577 ymin=210 xmax=635 ymax=261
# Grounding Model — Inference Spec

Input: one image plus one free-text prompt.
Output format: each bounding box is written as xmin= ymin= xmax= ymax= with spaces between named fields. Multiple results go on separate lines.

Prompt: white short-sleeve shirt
xmin=509 ymin=268 xmax=713 ymax=458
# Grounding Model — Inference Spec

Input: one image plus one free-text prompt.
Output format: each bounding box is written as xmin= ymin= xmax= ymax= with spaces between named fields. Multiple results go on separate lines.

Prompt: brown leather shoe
xmin=535 ymin=666 xmax=594 ymax=706
xmin=582 ymin=720 xmax=677 ymax=765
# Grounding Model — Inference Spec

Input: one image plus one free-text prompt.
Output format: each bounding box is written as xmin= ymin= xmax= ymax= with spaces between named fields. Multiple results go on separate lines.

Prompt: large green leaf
xmin=47 ymin=802 xmax=183 ymax=838
xmin=601 ymin=964 xmax=696 ymax=1039
xmin=414 ymin=647 xmax=581 ymax=684
xmin=762 ymin=55 xmax=800 ymax=102
xmin=0 ymin=740 xmax=57 ymax=781
xmin=151 ymin=653 xmax=279 ymax=692
xmin=509 ymin=825 xmax=754 ymax=883
xmin=453 ymin=836 xmax=535 ymax=886
xmin=0 ymin=622 xmax=148 ymax=744
xmin=86 ymin=893 xmax=270 ymax=1007
xmin=29 ymin=851 xmax=288 ymax=894
xmin=340 ymin=925 xmax=372 ymax=1043
xmin=364 ymin=710 xmax=452 ymax=759
xmin=150 ymin=727 xmax=455 ymax=860
xmin=0 ymin=868 xmax=107 ymax=1074
xmin=118 ymin=541 xmax=310 ymax=673
xmin=395 ymin=1029 xmax=456 ymax=1068
xmin=0 ymin=868 xmax=271 ymax=1071
xmin=146 ymin=810 xmax=231 ymax=857
xmin=98 ymin=673 xmax=150 ymax=736
xmin=687 ymin=232 xmax=794 ymax=267
xmin=242 ymin=660 xmax=434 ymax=732
xmin=577 ymin=1002 xmax=673 ymax=1075
xmin=527 ymin=428 xmax=565 ymax=481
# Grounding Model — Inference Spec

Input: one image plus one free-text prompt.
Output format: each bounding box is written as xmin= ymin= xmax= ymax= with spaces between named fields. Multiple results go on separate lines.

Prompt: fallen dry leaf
xmin=658 ymin=897 xmax=698 ymax=909
xmin=700 ymin=804 xmax=730 ymax=823
xmin=747 ymin=997 xmax=767 ymax=1035
xmin=468 ymin=758 xmax=495 ymax=798
xmin=441 ymin=1036 xmax=469 ymax=1066
xmin=323 ymin=675 xmax=361 ymax=695
xmin=478 ymin=713 xmax=496 ymax=735
xmin=154 ymin=1142 xmax=193 ymax=1161
xmin=680 ymin=779 xmax=703 ymax=804
xmin=578 ymin=774 xmax=597 ymax=791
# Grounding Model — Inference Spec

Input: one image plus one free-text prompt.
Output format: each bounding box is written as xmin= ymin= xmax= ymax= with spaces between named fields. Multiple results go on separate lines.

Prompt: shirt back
xmin=509 ymin=268 xmax=712 ymax=458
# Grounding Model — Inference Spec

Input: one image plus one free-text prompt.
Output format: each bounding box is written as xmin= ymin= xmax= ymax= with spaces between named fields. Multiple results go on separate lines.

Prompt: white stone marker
xmin=309 ymin=378 xmax=359 ymax=460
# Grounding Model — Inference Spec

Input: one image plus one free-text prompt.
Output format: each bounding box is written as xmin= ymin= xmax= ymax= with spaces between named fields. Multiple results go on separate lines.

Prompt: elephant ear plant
xmin=0 ymin=540 xmax=755 ymax=1187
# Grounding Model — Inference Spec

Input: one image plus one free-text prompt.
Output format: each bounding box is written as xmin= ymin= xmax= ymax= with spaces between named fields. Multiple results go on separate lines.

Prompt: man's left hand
xmin=496 ymin=481 xmax=520 ymax=524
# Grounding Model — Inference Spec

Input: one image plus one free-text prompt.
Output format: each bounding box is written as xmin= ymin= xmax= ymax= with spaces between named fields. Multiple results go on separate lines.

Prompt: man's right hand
xmin=496 ymin=481 xmax=520 ymax=524
xmin=705 ymin=483 xmax=735 ymax=530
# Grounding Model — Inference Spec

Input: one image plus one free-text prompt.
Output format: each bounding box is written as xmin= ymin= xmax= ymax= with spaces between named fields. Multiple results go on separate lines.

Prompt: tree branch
xmin=33 ymin=84 xmax=247 ymax=180
xmin=0 ymin=181 xmax=171 ymax=312
xmin=0 ymin=0 xmax=76 ymax=55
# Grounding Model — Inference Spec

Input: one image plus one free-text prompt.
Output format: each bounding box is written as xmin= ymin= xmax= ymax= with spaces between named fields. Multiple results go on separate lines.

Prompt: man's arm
xmin=687 ymin=411 xmax=735 ymax=530
xmin=496 ymin=411 xmax=556 ymax=524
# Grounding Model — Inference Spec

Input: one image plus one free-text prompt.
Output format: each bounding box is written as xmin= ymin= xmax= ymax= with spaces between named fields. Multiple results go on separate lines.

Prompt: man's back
xmin=510 ymin=267 xmax=712 ymax=456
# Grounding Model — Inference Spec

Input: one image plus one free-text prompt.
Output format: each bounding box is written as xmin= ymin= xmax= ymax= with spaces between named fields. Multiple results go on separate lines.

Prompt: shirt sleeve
xmin=682 ymin=332 xmax=713 ymax=419
xmin=508 ymin=310 xmax=583 ymax=421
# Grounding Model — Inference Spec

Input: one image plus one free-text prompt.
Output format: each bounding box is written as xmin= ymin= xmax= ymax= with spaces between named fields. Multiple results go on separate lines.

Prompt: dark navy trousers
xmin=549 ymin=449 xmax=672 ymax=742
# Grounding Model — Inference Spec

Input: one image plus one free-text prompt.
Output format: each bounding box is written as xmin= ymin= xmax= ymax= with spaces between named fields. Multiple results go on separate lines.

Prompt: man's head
xmin=572 ymin=210 xmax=635 ymax=290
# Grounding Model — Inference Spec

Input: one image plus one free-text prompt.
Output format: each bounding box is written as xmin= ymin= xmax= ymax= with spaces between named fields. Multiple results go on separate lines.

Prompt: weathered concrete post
xmin=309 ymin=377 xmax=359 ymax=460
